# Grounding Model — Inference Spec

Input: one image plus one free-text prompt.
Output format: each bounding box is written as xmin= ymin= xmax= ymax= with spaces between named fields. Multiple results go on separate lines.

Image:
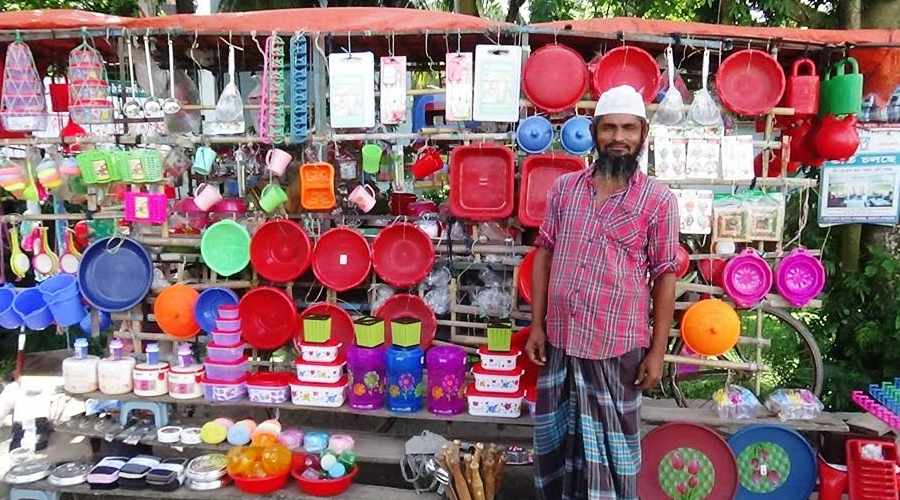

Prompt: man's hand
xmin=634 ymin=348 xmax=665 ymax=390
xmin=525 ymin=327 xmax=547 ymax=367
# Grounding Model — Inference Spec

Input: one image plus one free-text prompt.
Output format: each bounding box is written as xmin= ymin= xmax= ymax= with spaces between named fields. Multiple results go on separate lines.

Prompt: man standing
xmin=526 ymin=85 xmax=679 ymax=500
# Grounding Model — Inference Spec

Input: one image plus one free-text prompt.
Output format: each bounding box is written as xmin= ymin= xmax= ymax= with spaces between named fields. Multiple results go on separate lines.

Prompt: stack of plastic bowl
xmin=38 ymin=274 xmax=88 ymax=327
xmin=201 ymin=304 xmax=248 ymax=402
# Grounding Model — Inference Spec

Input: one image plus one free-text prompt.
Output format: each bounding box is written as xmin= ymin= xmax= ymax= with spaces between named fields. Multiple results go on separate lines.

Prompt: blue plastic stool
xmin=10 ymin=488 xmax=59 ymax=500
xmin=119 ymin=400 xmax=170 ymax=427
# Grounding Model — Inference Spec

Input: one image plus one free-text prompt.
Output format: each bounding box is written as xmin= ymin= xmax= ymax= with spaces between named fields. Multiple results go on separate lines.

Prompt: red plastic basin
xmin=716 ymin=49 xmax=786 ymax=116
xmin=522 ymin=44 xmax=589 ymax=113
xmin=518 ymin=153 xmax=584 ymax=227
xmin=240 ymin=287 xmax=298 ymax=351
xmin=250 ymin=219 xmax=312 ymax=283
xmin=449 ymin=143 xmax=515 ymax=221
xmin=291 ymin=463 xmax=358 ymax=497
xmin=590 ymin=46 xmax=660 ymax=102
xmin=375 ymin=293 xmax=437 ymax=349
xmin=312 ymin=227 xmax=371 ymax=291
xmin=518 ymin=249 xmax=536 ymax=304
xmin=372 ymin=223 xmax=435 ymax=288
xmin=231 ymin=471 xmax=289 ymax=495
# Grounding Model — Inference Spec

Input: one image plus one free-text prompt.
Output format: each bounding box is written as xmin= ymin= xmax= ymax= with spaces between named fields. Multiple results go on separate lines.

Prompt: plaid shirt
xmin=534 ymin=169 xmax=679 ymax=360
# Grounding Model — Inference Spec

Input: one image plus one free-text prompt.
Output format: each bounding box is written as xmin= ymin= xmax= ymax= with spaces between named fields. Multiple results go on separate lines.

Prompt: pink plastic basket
xmin=123 ymin=191 xmax=168 ymax=225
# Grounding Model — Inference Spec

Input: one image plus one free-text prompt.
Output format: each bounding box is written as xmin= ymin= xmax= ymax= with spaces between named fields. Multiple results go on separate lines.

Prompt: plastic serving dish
xmin=290 ymin=376 xmax=348 ymax=407
xmin=205 ymin=342 xmax=245 ymax=363
xmin=477 ymin=346 xmax=521 ymax=371
xmin=449 ymin=143 xmax=515 ymax=221
xmin=473 ymin=364 xmax=524 ymax=394
xmin=295 ymin=356 xmax=346 ymax=384
xmin=466 ymin=384 xmax=524 ymax=418
xmin=203 ymin=357 xmax=249 ymax=382
xmin=518 ymin=153 xmax=584 ymax=227
xmin=246 ymin=372 xmax=292 ymax=404
xmin=298 ymin=339 xmax=342 ymax=363
xmin=299 ymin=162 xmax=336 ymax=211
xmin=201 ymin=375 xmax=246 ymax=402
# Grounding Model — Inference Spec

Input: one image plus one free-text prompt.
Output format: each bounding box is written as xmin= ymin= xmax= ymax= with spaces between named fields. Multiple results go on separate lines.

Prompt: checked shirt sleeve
xmin=534 ymin=177 xmax=563 ymax=251
xmin=648 ymin=189 xmax=680 ymax=281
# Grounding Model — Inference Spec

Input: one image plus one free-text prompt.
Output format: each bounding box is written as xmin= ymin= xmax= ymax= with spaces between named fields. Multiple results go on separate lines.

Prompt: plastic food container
xmin=215 ymin=318 xmax=241 ymax=332
xmin=201 ymin=375 xmax=247 ymax=402
xmin=98 ymin=356 xmax=136 ymax=395
xmin=218 ymin=304 xmax=240 ymax=320
xmin=232 ymin=471 xmax=289 ymax=495
xmin=63 ymin=340 xmax=99 ymax=394
xmin=292 ymin=464 xmax=358 ymax=497
xmin=206 ymin=342 xmax=246 ymax=363
xmin=168 ymin=364 xmax=204 ymax=400
xmin=133 ymin=362 xmax=170 ymax=397
xmin=466 ymin=384 xmax=524 ymax=418
xmin=295 ymin=356 xmax=345 ymax=384
xmin=298 ymin=339 xmax=342 ymax=363
xmin=203 ymin=357 xmax=249 ymax=383
xmin=290 ymin=376 xmax=348 ymax=408
xmin=473 ymin=364 xmax=524 ymax=394
xmin=210 ymin=330 xmax=241 ymax=346
xmin=765 ymin=389 xmax=824 ymax=421
xmin=477 ymin=347 xmax=521 ymax=371
xmin=246 ymin=372 xmax=292 ymax=404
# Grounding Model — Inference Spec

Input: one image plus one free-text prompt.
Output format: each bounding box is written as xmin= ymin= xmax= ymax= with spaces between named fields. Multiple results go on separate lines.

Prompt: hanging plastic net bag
xmin=1 ymin=41 xmax=47 ymax=131
xmin=68 ymin=41 xmax=113 ymax=124
xmin=652 ymin=47 xmax=684 ymax=126
xmin=690 ymin=49 xmax=723 ymax=127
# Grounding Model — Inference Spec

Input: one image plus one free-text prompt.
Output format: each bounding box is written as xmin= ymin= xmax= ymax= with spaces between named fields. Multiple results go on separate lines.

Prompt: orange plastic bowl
xmin=680 ymin=298 xmax=740 ymax=356
xmin=154 ymin=284 xmax=200 ymax=339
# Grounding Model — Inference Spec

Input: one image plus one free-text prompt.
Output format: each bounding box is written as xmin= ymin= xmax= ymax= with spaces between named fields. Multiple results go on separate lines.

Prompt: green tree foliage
xmin=2 ymin=0 xmax=140 ymax=16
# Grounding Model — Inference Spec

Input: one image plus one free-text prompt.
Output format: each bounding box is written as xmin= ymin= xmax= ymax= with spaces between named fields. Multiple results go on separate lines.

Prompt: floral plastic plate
xmin=727 ymin=424 xmax=816 ymax=499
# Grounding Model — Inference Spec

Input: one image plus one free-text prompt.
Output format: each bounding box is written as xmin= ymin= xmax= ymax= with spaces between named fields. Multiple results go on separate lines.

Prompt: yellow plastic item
xmin=680 ymin=298 xmax=741 ymax=356
xmin=261 ymin=444 xmax=292 ymax=476
xmin=200 ymin=421 xmax=227 ymax=444
xmin=299 ymin=162 xmax=335 ymax=211
xmin=251 ymin=432 xmax=279 ymax=448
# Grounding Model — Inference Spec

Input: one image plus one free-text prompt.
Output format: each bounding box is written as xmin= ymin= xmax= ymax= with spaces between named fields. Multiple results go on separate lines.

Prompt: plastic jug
xmin=820 ymin=58 xmax=863 ymax=116
xmin=814 ymin=114 xmax=860 ymax=161
xmin=425 ymin=345 xmax=467 ymax=416
xmin=784 ymin=58 xmax=820 ymax=116
xmin=385 ymin=345 xmax=424 ymax=413
xmin=346 ymin=345 xmax=386 ymax=410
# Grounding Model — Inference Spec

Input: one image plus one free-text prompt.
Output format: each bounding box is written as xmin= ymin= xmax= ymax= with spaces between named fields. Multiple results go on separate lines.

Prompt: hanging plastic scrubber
xmin=289 ymin=33 xmax=309 ymax=143
xmin=207 ymin=43 xmax=245 ymax=135
xmin=67 ymin=38 xmax=113 ymax=124
xmin=258 ymin=34 xmax=287 ymax=144
xmin=0 ymin=38 xmax=47 ymax=132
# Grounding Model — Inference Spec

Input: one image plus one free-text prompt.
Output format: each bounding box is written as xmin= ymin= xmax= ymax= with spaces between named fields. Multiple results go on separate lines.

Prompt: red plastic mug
xmin=411 ymin=147 xmax=443 ymax=179
xmin=389 ymin=192 xmax=417 ymax=216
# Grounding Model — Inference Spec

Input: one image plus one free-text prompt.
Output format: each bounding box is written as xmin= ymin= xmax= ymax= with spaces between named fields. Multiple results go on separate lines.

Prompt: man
xmin=526 ymin=85 xmax=679 ymax=500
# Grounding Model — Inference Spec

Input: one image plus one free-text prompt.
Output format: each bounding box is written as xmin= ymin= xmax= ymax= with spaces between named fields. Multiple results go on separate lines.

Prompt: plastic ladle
xmin=8 ymin=227 xmax=29 ymax=279
xmin=32 ymin=227 xmax=58 ymax=276
xmin=59 ymin=230 xmax=81 ymax=274
xmin=123 ymin=35 xmax=142 ymax=119
xmin=162 ymin=35 xmax=181 ymax=115
xmin=142 ymin=34 xmax=163 ymax=116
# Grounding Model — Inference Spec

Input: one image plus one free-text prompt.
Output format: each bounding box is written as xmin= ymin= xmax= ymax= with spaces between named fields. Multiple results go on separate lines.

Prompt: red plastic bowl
xmin=372 ymin=223 xmax=435 ymax=288
xmin=674 ymin=245 xmax=691 ymax=279
xmin=522 ymin=44 xmax=589 ymax=113
xmin=590 ymin=46 xmax=660 ymax=102
xmin=240 ymin=287 xmax=298 ymax=351
xmin=518 ymin=249 xmax=536 ymax=304
xmin=291 ymin=464 xmax=359 ymax=497
xmin=231 ymin=471 xmax=290 ymax=495
xmin=698 ymin=258 xmax=726 ymax=287
xmin=375 ymin=294 xmax=437 ymax=349
xmin=250 ymin=219 xmax=312 ymax=283
xmin=716 ymin=49 xmax=786 ymax=116
xmin=518 ymin=153 xmax=584 ymax=228
xmin=312 ymin=227 xmax=371 ymax=292
xmin=295 ymin=303 xmax=354 ymax=357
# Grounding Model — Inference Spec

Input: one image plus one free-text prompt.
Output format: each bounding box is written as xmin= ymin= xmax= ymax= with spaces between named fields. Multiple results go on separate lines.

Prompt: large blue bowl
xmin=516 ymin=115 xmax=553 ymax=154
xmin=78 ymin=237 xmax=153 ymax=312
xmin=560 ymin=115 xmax=594 ymax=156
xmin=194 ymin=287 xmax=239 ymax=333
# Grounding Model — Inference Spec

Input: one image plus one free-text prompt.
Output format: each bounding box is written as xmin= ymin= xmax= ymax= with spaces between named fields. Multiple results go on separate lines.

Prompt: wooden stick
xmin=445 ymin=444 xmax=471 ymax=500
xmin=468 ymin=458 xmax=486 ymax=500
xmin=482 ymin=449 xmax=496 ymax=500
xmin=436 ymin=450 xmax=459 ymax=500
xmin=494 ymin=448 xmax=506 ymax=494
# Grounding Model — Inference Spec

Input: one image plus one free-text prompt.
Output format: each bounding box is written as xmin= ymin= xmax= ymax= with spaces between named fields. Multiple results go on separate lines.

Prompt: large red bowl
xmin=522 ymin=44 xmax=589 ymax=113
xmin=291 ymin=464 xmax=358 ymax=497
xmin=716 ymin=49 xmax=786 ymax=116
xmin=240 ymin=287 xmax=298 ymax=351
xmin=590 ymin=46 xmax=660 ymax=102
xmin=518 ymin=249 xmax=536 ymax=304
xmin=375 ymin=294 xmax=437 ymax=349
xmin=250 ymin=219 xmax=312 ymax=283
xmin=372 ymin=223 xmax=435 ymax=288
xmin=312 ymin=227 xmax=371 ymax=292
xmin=231 ymin=471 xmax=290 ymax=494
xmin=295 ymin=303 xmax=354 ymax=357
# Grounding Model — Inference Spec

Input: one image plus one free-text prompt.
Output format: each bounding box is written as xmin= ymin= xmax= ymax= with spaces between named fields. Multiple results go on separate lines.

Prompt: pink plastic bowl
xmin=722 ymin=249 xmax=773 ymax=308
xmin=774 ymin=248 xmax=825 ymax=307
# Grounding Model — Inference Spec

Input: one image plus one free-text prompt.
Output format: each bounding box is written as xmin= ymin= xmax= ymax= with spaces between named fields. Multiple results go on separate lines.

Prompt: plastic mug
xmin=348 ymin=184 xmax=376 ymax=213
xmin=411 ymin=147 xmax=443 ymax=179
xmin=361 ymin=144 xmax=383 ymax=174
xmin=266 ymin=148 xmax=292 ymax=177
xmin=259 ymin=184 xmax=288 ymax=213
xmin=194 ymin=183 xmax=223 ymax=211
xmin=193 ymin=146 xmax=217 ymax=175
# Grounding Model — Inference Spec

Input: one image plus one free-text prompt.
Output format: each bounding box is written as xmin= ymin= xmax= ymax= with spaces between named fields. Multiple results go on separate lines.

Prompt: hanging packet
xmin=690 ymin=49 xmax=723 ymax=127
xmin=380 ymin=56 xmax=407 ymax=125
xmin=445 ymin=52 xmax=473 ymax=121
xmin=329 ymin=52 xmax=375 ymax=129
xmin=652 ymin=47 xmax=684 ymax=126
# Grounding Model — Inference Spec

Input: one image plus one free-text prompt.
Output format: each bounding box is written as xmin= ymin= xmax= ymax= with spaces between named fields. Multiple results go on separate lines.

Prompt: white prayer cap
xmin=593 ymin=85 xmax=647 ymax=121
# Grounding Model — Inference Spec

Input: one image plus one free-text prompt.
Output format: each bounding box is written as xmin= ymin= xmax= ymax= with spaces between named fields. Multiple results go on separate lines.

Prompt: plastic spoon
xmin=123 ymin=35 xmax=142 ymax=119
xmin=59 ymin=230 xmax=81 ymax=274
xmin=162 ymin=35 xmax=181 ymax=115
xmin=32 ymin=227 xmax=58 ymax=276
xmin=142 ymin=34 xmax=162 ymax=116
xmin=8 ymin=227 xmax=29 ymax=279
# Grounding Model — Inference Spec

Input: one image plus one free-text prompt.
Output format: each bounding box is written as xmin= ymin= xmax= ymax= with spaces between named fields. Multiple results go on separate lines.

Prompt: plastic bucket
xmin=38 ymin=274 xmax=80 ymax=300
xmin=13 ymin=288 xmax=54 ymax=330
xmin=0 ymin=287 xmax=22 ymax=329
xmin=44 ymin=290 xmax=87 ymax=327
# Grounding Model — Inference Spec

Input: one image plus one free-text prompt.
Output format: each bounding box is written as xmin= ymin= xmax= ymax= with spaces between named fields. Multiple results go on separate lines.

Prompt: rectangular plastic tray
xmin=449 ymin=144 xmax=515 ymax=221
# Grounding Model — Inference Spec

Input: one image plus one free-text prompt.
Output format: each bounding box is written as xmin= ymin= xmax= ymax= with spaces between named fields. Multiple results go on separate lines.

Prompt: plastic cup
xmin=259 ymin=184 xmax=288 ymax=213
xmin=361 ymin=144 xmax=383 ymax=174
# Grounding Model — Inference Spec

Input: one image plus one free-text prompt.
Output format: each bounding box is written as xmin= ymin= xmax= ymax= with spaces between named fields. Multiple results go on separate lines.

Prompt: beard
xmin=592 ymin=149 xmax=640 ymax=180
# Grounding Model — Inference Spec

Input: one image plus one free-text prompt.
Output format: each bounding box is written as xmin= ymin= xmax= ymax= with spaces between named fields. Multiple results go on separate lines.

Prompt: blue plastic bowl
xmin=0 ymin=286 xmax=22 ymax=330
xmin=78 ymin=237 xmax=153 ymax=312
xmin=516 ymin=116 xmax=553 ymax=154
xmin=194 ymin=287 xmax=239 ymax=333
xmin=13 ymin=288 xmax=54 ymax=331
xmin=560 ymin=116 xmax=594 ymax=156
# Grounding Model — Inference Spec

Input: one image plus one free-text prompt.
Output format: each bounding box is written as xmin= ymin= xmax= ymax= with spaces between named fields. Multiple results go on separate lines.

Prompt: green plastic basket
xmin=486 ymin=322 xmax=513 ymax=352
xmin=354 ymin=316 xmax=385 ymax=348
xmin=391 ymin=317 xmax=422 ymax=347
xmin=303 ymin=314 xmax=332 ymax=343
xmin=76 ymin=150 xmax=119 ymax=184
xmin=117 ymin=149 xmax=163 ymax=183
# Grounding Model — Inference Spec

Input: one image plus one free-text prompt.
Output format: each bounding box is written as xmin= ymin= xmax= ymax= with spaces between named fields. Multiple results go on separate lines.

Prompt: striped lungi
xmin=533 ymin=344 xmax=644 ymax=500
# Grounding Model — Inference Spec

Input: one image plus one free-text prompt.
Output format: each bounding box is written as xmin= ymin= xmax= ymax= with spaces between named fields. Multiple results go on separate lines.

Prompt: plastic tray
xmin=449 ymin=144 xmax=515 ymax=221
xmin=299 ymin=162 xmax=335 ymax=211
xmin=518 ymin=153 xmax=584 ymax=227
xmin=846 ymin=439 xmax=899 ymax=500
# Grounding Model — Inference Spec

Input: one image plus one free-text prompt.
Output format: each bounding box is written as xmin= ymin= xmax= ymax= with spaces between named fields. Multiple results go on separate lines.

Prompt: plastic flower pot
xmin=303 ymin=314 xmax=332 ymax=344
xmin=390 ymin=317 xmax=422 ymax=348
xmin=353 ymin=316 xmax=384 ymax=348
xmin=486 ymin=322 xmax=513 ymax=352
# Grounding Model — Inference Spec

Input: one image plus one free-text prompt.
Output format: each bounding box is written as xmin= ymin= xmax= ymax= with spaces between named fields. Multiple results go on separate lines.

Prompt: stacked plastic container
xmin=426 ymin=345 xmax=467 ymax=416
xmin=201 ymin=305 xmax=248 ymax=402
xmin=468 ymin=324 xmax=525 ymax=418
xmin=290 ymin=314 xmax=348 ymax=407
xmin=346 ymin=317 xmax=386 ymax=410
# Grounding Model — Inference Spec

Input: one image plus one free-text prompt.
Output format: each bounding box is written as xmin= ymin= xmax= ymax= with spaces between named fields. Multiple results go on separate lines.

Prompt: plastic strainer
xmin=774 ymin=248 xmax=825 ymax=307
xmin=653 ymin=47 xmax=684 ymax=126
xmin=690 ymin=49 xmax=723 ymax=127
xmin=201 ymin=219 xmax=250 ymax=277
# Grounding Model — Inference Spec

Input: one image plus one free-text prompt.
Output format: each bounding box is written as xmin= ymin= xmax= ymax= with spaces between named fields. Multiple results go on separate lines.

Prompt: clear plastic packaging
xmin=472 ymin=287 xmax=511 ymax=318
xmin=712 ymin=384 xmax=763 ymax=419
xmin=765 ymin=389 xmax=824 ymax=421
xmin=690 ymin=49 xmax=723 ymax=128
xmin=424 ymin=288 xmax=449 ymax=315
xmin=425 ymin=267 xmax=451 ymax=288
xmin=653 ymin=47 xmax=684 ymax=126
xmin=370 ymin=284 xmax=395 ymax=312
